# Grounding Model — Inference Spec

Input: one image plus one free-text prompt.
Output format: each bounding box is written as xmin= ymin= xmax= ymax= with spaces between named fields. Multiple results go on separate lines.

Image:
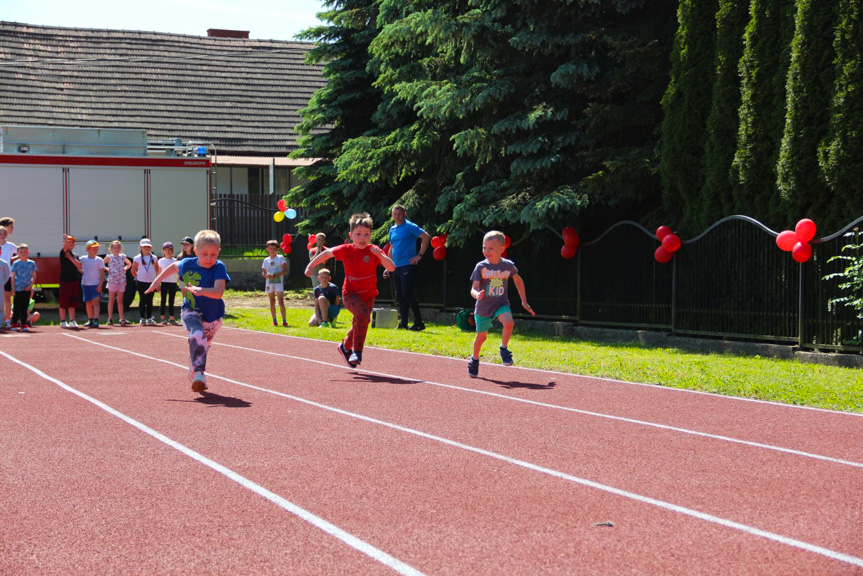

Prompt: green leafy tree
xmin=287 ymin=0 xmax=388 ymax=235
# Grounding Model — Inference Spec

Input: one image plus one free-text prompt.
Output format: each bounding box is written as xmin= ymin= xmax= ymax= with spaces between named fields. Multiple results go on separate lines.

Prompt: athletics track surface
xmin=1 ymin=325 xmax=862 ymax=575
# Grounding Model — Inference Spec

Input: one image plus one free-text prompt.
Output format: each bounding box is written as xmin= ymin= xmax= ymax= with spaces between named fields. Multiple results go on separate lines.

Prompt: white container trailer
xmin=0 ymin=126 xmax=212 ymax=289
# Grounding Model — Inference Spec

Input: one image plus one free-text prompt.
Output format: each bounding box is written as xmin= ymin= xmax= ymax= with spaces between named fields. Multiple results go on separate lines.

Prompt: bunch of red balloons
xmin=306 ymin=234 xmax=319 ymax=251
xmin=560 ymin=227 xmax=580 ymax=259
xmin=655 ymin=226 xmax=682 ymax=263
xmin=776 ymin=218 xmax=816 ymax=263
xmin=279 ymin=233 xmax=292 ymax=254
xmin=431 ymin=234 xmax=449 ymax=260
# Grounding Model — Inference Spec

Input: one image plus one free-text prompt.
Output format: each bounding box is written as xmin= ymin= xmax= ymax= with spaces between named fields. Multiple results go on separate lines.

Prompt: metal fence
xmin=215 ymin=204 xmax=863 ymax=353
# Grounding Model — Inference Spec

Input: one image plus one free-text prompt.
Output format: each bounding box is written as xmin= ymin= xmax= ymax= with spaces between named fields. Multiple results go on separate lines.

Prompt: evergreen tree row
xmin=662 ymin=0 xmax=863 ymax=235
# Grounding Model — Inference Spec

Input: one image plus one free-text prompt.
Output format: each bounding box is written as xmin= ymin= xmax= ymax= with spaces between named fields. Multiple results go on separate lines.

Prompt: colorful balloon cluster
xmin=273 ymin=199 xmax=297 ymax=222
xmin=776 ymin=218 xmax=816 ymax=263
xmin=431 ymin=234 xmax=449 ymax=260
xmin=279 ymin=233 xmax=293 ymax=254
xmin=560 ymin=226 xmax=580 ymax=259
xmin=654 ymin=226 xmax=682 ymax=263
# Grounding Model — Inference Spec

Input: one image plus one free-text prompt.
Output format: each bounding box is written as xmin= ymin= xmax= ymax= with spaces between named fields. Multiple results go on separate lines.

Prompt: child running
xmin=305 ymin=212 xmax=395 ymax=367
xmin=467 ymin=230 xmax=534 ymax=378
xmin=145 ymin=230 xmax=230 ymax=394
xmin=103 ymin=240 xmax=132 ymax=326
xmin=261 ymin=239 xmax=288 ymax=327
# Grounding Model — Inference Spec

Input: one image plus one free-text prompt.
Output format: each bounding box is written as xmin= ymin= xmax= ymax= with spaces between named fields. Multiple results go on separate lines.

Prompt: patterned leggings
xmin=181 ymin=308 xmax=222 ymax=380
xmin=341 ymin=291 xmax=375 ymax=353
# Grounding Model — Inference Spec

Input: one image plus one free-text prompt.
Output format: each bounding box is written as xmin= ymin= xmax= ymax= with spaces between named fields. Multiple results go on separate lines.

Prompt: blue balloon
xmin=285 ymin=208 xmax=297 ymax=219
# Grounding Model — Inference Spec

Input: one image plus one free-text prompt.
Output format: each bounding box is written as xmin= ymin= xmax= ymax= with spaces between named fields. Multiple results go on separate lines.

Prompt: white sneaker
xmin=191 ymin=372 xmax=208 ymax=393
xmin=60 ymin=321 xmax=69 ymax=329
xmin=3 ymin=319 xmax=10 ymax=329
xmin=69 ymin=320 xmax=79 ymax=329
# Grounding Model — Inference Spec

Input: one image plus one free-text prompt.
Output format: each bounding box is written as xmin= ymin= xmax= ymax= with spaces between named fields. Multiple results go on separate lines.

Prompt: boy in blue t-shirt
xmin=309 ymin=268 xmax=341 ymax=327
xmin=146 ymin=230 xmax=230 ymax=394
xmin=467 ymin=231 xmax=534 ymax=378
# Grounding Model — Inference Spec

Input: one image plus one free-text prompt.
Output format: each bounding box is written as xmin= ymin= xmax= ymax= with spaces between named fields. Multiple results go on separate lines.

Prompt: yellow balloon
xmin=273 ymin=211 xmax=285 ymax=222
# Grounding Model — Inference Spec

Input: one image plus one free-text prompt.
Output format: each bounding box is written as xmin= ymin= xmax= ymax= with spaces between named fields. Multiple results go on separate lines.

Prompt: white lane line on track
xmin=223 ymin=327 xmax=863 ymax=418
xmin=155 ymin=330 xmax=863 ymax=470
xmin=63 ymin=334 xmax=863 ymax=570
xmin=0 ymin=348 xmax=424 ymax=576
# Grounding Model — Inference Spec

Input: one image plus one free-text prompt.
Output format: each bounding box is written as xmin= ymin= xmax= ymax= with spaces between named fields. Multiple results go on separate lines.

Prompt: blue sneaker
xmin=349 ymin=350 xmax=362 ymax=366
xmin=499 ymin=346 xmax=513 ymax=366
xmin=338 ymin=342 xmax=358 ymax=368
xmin=468 ymin=357 xmax=479 ymax=378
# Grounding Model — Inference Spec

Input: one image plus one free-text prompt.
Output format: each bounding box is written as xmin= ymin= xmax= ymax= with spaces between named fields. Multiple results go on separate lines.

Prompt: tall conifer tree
xmin=777 ymin=0 xmax=838 ymax=221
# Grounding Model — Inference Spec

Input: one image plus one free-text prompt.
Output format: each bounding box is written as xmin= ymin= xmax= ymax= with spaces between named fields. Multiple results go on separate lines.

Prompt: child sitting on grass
xmin=308 ymin=268 xmax=340 ymax=327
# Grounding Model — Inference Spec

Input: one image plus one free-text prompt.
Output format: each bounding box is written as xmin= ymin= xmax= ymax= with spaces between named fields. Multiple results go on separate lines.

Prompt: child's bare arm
xmin=305 ymin=248 xmax=334 ymax=276
xmin=471 ymin=280 xmax=485 ymax=301
xmin=144 ymin=261 xmax=179 ymax=294
xmin=512 ymin=274 xmax=535 ymax=316
xmin=370 ymin=245 xmax=396 ymax=272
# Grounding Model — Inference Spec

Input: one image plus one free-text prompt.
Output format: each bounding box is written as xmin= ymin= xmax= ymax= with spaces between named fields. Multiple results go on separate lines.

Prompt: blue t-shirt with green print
xmin=177 ymin=257 xmax=230 ymax=322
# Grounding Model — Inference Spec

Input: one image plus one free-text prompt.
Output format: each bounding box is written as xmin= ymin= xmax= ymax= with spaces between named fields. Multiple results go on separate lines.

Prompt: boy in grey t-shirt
xmin=468 ymin=230 xmax=534 ymax=378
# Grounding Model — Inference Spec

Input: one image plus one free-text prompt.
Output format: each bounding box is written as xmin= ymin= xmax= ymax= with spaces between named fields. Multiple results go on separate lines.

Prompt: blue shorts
xmin=474 ymin=304 xmax=511 ymax=333
xmin=82 ymin=284 xmax=101 ymax=303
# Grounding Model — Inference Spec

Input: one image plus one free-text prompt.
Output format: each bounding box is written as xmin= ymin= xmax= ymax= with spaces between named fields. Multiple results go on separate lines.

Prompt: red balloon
xmin=561 ymin=244 xmax=577 ymax=259
xmin=504 ymin=235 xmax=511 ymax=248
xmin=656 ymin=226 xmax=673 ymax=241
xmin=433 ymin=245 xmax=447 ymax=260
xmin=277 ymin=199 xmax=287 ymax=212
xmin=795 ymin=218 xmax=817 ymax=243
xmin=430 ymin=235 xmax=443 ymax=248
xmin=562 ymin=227 xmax=580 ymax=247
xmin=655 ymin=246 xmax=673 ymax=264
xmin=441 ymin=233 xmax=448 ymax=244
xmin=501 ymin=249 xmax=508 ymax=258
xmin=308 ymin=234 xmax=317 ymax=245
xmin=282 ymin=233 xmax=292 ymax=244
xmin=307 ymin=241 xmax=315 ymax=251
xmin=776 ymin=230 xmax=798 ymax=252
xmin=282 ymin=245 xmax=292 ymax=255
xmin=792 ymin=241 xmax=812 ymax=263
xmin=661 ymin=233 xmax=681 ymax=253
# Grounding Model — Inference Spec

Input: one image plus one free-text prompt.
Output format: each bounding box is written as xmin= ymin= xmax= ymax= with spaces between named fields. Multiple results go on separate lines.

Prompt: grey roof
xmin=0 ymin=21 xmax=326 ymax=154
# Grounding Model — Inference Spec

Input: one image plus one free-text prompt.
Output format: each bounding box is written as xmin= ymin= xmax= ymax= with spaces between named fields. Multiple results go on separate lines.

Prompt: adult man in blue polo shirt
xmin=387 ymin=204 xmax=431 ymax=330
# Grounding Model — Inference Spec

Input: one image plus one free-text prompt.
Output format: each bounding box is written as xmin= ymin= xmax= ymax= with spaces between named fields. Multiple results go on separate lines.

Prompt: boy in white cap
xmin=81 ymin=240 xmax=105 ymax=328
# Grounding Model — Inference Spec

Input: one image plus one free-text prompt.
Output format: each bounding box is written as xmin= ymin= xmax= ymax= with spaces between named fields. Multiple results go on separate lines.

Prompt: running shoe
xmin=191 ymin=372 xmax=208 ymax=393
xmin=107 ymin=318 xmax=114 ymax=326
xmin=349 ymin=350 xmax=362 ymax=366
xmin=409 ymin=323 xmax=426 ymax=331
xmin=338 ymin=342 xmax=357 ymax=368
xmin=21 ymin=323 xmax=30 ymax=332
xmin=499 ymin=346 xmax=514 ymax=366
xmin=320 ymin=322 xmax=329 ymax=328
xmin=70 ymin=320 xmax=79 ymax=330
xmin=120 ymin=319 xmax=128 ymax=326
xmin=282 ymin=321 xmax=289 ymax=327
xmin=168 ymin=319 xmax=180 ymax=326
xmin=468 ymin=357 xmax=479 ymax=378
xmin=60 ymin=320 xmax=69 ymax=329
xmin=272 ymin=319 xmax=278 ymax=327
xmin=139 ymin=319 xmax=147 ymax=326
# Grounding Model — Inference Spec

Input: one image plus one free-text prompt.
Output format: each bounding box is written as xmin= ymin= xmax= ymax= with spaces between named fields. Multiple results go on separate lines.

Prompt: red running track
xmin=2 ymin=325 xmax=862 ymax=575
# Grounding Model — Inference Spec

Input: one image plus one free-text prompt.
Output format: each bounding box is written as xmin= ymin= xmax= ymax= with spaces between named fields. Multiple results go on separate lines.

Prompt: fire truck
xmin=0 ymin=125 xmax=212 ymax=305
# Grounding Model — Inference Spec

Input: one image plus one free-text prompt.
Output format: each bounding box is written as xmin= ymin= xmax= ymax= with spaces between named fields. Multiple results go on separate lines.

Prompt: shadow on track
xmin=347 ymin=372 xmax=424 ymax=386
xmin=478 ymin=377 xmax=556 ymax=390
xmin=167 ymin=393 xmax=252 ymax=408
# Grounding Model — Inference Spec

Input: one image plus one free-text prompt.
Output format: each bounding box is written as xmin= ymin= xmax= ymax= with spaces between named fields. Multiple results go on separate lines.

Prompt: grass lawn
xmin=219 ymin=291 xmax=863 ymax=414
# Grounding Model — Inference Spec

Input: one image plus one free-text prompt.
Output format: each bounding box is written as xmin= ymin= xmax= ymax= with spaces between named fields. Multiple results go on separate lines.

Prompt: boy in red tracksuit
xmin=306 ymin=212 xmax=396 ymax=367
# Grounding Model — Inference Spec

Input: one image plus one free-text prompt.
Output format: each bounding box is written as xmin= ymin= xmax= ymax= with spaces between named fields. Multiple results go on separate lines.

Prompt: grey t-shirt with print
xmin=470 ymin=258 xmax=519 ymax=317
